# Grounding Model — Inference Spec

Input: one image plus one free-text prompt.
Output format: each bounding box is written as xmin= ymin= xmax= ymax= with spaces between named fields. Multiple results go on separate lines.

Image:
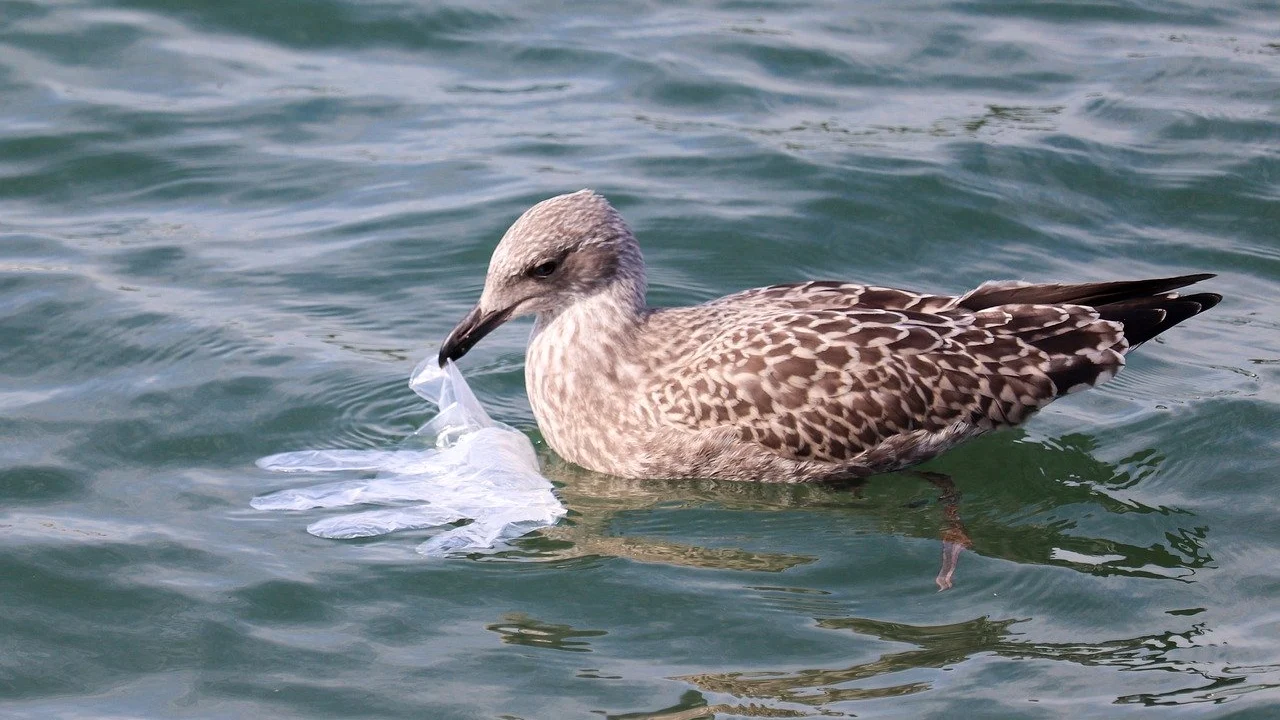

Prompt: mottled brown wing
xmin=706 ymin=281 xmax=956 ymax=314
xmin=650 ymin=302 xmax=1127 ymax=464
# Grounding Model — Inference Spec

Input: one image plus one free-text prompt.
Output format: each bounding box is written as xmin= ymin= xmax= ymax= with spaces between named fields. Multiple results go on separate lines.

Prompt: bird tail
xmin=959 ymin=273 xmax=1221 ymax=349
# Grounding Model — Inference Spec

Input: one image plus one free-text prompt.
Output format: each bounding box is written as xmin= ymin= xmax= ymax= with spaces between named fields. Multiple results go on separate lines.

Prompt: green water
xmin=2 ymin=0 xmax=1278 ymax=717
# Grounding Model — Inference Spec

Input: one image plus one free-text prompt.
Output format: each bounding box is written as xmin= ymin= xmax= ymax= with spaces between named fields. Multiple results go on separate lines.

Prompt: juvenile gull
xmin=439 ymin=190 xmax=1221 ymax=483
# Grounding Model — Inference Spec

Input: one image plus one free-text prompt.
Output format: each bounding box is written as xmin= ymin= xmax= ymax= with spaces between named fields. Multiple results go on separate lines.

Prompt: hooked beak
xmin=438 ymin=303 xmax=515 ymax=366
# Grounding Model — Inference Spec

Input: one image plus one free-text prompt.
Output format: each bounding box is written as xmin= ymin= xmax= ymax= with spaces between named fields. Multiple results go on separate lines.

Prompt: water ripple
xmin=2 ymin=0 xmax=1279 ymax=717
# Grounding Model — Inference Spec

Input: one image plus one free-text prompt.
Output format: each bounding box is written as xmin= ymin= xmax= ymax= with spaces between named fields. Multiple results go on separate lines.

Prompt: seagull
xmin=439 ymin=190 xmax=1220 ymax=483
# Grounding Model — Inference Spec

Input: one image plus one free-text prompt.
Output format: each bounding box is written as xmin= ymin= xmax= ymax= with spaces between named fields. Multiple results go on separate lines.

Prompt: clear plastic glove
xmin=252 ymin=357 xmax=566 ymax=556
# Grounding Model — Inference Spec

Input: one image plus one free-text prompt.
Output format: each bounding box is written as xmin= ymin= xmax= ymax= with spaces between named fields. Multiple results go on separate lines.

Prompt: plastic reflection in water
xmin=251 ymin=358 xmax=566 ymax=555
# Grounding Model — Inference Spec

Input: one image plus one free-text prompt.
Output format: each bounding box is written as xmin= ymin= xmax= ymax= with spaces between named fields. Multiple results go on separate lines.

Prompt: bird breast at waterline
xmin=439 ymin=190 xmax=1220 ymax=483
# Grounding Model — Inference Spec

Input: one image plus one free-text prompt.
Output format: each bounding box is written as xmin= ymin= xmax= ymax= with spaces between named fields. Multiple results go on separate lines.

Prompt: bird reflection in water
xmin=486 ymin=612 xmax=608 ymax=653
xmin=511 ymin=429 xmax=1212 ymax=592
xmin=482 ymin=430 xmax=1235 ymax=719
xmin=617 ymin=617 xmax=1262 ymax=720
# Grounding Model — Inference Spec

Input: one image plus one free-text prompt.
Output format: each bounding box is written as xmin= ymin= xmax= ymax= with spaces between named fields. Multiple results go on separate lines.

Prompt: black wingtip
xmin=1099 ymin=291 xmax=1221 ymax=347
xmin=1190 ymin=292 xmax=1223 ymax=312
xmin=1180 ymin=272 xmax=1217 ymax=284
xmin=960 ymin=273 xmax=1219 ymax=311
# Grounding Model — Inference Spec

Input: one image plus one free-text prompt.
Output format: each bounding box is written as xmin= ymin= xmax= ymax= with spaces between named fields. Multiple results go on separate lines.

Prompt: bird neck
xmin=608 ymin=240 xmax=648 ymax=317
xmin=532 ymin=275 xmax=646 ymax=348
xmin=525 ymin=275 xmax=650 ymax=468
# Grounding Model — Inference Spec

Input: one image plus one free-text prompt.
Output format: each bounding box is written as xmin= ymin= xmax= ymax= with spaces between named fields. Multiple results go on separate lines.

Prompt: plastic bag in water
xmin=251 ymin=357 xmax=565 ymax=556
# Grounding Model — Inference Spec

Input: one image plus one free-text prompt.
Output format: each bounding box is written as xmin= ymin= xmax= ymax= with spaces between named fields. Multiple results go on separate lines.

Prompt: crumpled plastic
xmin=251 ymin=357 xmax=566 ymax=556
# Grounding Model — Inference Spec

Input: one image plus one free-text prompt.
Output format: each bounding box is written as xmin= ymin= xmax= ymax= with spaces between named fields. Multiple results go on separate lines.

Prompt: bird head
xmin=438 ymin=189 xmax=643 ymax=366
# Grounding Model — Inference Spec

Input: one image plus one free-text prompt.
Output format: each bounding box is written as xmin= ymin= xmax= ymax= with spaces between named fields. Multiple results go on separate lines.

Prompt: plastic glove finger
xmin=308 ymin=505 xmax=463 ymax=539
xmin=251 ymin=477 xmax=438 ymax=510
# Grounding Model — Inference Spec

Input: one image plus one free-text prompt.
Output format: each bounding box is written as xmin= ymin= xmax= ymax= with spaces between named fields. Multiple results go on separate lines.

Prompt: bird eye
xmin=529 ymin=260 xmax=558 ymax=279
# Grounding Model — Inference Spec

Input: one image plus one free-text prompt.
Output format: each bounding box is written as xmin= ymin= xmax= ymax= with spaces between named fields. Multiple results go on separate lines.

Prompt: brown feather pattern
xmin=453 ymin=190 xmax=1222 ymax=482
xmin=646 ymin=284 xmax=1137 ymax=468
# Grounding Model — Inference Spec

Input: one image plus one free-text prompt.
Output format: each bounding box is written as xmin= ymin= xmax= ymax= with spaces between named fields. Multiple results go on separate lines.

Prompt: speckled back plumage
xmin=449 ymin=190 xmax=1221 ymax=483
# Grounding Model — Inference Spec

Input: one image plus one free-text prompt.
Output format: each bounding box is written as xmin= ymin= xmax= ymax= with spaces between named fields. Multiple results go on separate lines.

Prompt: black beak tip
xmin=437 ymin=304 xmax=509 ymax=370
xmin=437 ymin=337 xmax=462 ymax=367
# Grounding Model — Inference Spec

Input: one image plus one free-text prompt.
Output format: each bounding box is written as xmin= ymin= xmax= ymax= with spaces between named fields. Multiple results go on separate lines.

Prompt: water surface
xmin=2 ymin=0 xmax=1279 ymax=717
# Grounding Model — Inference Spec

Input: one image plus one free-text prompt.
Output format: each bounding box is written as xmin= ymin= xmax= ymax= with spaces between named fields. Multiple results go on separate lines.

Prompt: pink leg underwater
xmin=916 ymin=472 xmax=973 ymax=591
xmin=937 ymin=536 xmax=969 ymax=591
